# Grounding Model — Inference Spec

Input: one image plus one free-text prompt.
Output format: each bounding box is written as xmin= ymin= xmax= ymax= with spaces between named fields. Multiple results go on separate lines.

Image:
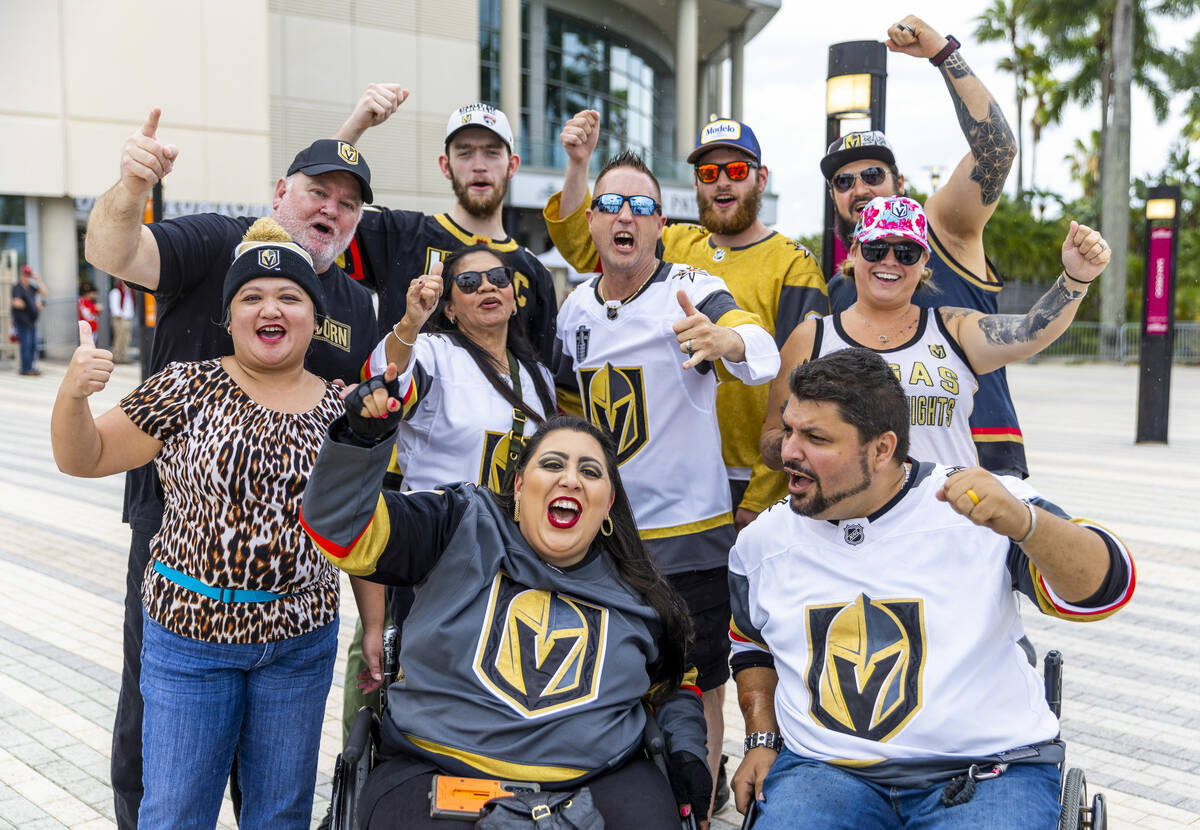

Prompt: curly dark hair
xmin=490 ymin=415 xmax=693 ymax=703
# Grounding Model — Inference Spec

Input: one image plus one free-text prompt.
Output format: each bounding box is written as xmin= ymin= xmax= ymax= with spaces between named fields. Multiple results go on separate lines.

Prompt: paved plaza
xmin=0 ymin=358 xmax=1197 ymax=829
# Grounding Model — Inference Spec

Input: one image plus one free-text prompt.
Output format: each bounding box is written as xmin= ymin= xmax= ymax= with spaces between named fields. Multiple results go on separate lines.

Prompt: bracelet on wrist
xmin=391 ymin=323 xmax=418 ymax=348
xmin=1013 ymin=500 xmax=1038 ymax=546
xmin=1061 ymin=268 xmax=1096 ymax=286
xmin=744 ymin=731 xmax=785 ymax=753
xmin=930 ymin=35 xmax=961 ymax=67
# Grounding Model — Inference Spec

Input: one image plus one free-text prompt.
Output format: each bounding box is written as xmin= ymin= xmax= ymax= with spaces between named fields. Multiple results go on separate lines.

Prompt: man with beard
xmin=727 ymin=348 xmax=1134 ymax=829
xmin=545 ymin=111 xmax=827 ymax=535
xmin=819 ymin=16 xmax=1025 ymax=478
xmin=84 ymin=108 xmax=378 ymax=829
xmin=334 ymin=88 xmax=558 ymax=364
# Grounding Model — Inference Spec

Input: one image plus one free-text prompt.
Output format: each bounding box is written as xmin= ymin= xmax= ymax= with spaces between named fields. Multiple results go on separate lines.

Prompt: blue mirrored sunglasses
xmin=590 ymin=193 xmax=661 ymax=216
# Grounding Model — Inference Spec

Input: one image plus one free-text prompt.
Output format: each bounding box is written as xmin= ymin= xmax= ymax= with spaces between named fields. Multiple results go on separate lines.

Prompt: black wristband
xmin=930 ymin=35 xmax=960 ymax=67
xmin=1062 ymin=268 xmax=1097 ymax=286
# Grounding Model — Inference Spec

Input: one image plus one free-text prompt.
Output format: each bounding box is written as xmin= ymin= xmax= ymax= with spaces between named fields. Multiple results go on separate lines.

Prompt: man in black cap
xmin=84 ymin=107 xmax=378 ymax=829
xmin=816 ymin=15 xmax=1026 ymax=479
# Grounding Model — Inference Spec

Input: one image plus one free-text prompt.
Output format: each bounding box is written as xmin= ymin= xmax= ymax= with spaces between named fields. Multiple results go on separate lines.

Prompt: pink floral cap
xmin=852 ymin=196 xmax=929 ymax=251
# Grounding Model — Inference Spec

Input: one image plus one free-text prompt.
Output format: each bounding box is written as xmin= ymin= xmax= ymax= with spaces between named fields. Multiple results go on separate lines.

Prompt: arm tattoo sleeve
xmin=940 ymin=52 xmax=1017 ymax=206
xmin=977 ymin=276 xmax=1080 ymax=346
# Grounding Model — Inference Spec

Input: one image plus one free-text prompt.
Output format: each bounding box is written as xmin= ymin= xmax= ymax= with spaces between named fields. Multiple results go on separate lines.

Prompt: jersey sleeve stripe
xmin=1030 ymin=519 xmax=1135 ymax=621
xmin=300 ymin=495 xmax=391 ymax=577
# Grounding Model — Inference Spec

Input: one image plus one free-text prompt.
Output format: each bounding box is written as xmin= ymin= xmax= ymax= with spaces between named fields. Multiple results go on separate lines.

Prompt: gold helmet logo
xmin=474 ymin=573 xmax=607 ymax=717
xmin=805 ymin=594 xmax=925 ymax=741
xmin=929 ymin=344 xmax=947 ymax=359
xmin=579 ymin=363 xmax=648 ymax=465
xmin=844 ymin=133 xmax=863 ymax=148
xmin=258 ymin=248 xmax=279 ymax=269
xmin=337 ymin=141 xmax=359 ymax=165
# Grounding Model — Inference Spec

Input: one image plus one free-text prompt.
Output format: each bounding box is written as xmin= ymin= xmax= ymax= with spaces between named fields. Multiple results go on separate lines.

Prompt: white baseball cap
xmin=445 ymin=104 xmax=514 ymax=152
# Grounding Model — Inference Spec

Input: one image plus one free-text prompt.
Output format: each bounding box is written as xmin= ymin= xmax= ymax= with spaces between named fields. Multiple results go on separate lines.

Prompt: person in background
xmin=11 ymin=264 xmax=47 ymax=376
xmin=78 ymin=282 xmax=101 ymax=338
xmin=109 ymin=278 xmax=135 ymax=363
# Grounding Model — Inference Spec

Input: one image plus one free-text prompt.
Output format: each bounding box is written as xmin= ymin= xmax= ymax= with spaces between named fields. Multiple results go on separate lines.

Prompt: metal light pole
xmin=823 ymin=41 xmax=887 ymax=279
xmin=1135 ymin=185 xmax=1180 ymax=444
xmin=138 ymin=182 xmax=163 ymax=379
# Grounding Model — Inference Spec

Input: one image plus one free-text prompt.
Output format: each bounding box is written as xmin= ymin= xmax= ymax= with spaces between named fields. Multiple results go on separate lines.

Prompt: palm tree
xmin=1064 ymin=130 xmax=1101 ymax=202
xmin=1027 ymin=65 xmax=1056 ymax=193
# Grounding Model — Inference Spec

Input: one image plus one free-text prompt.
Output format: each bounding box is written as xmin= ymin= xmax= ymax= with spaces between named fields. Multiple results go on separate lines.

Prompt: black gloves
xmin=343 ymin=372 xmax=403 ymax=446
xmin=668 ymin=750 xmax=713 ymax=819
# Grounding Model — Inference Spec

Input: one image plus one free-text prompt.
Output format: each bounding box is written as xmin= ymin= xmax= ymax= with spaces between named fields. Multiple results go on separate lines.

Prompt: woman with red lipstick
xmin=761 ymin=195 xmax=1110 ymax=472
xmin=51 ymin=218 xmax=348 ymax=829
xmin=302 ymin=403 xmax=713 ymax=829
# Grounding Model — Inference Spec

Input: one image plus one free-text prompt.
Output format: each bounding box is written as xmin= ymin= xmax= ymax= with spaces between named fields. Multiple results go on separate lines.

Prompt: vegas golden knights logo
xmin=844 ymin=133 xmax=863 ymax=148
xmin=805 ymin=594 xmax=925 ymax=742
xmin=578 ymin=363 xmax=648 ymax=465
xmin=258 ymin=249 xmax=279 ymax=269
xmin=337 ymin=141 xmax=359 ymax=165
xmin=479 ymin=430 xmax=514 ymax=493
xmin=474 ymin=572 xmax=607 ymax=718
xmin=929 ymin=344 xmax=947 ymax=359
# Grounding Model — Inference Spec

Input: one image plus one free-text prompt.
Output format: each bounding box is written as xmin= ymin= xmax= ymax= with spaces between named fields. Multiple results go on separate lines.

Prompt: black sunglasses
xmin=591 ymin=193 xmax=661 ymax=215
xmin=694 ymin=160 xmax=759 ymax=183
xmin=859 ymin=240 xmax=925 ymax=266
xmin=831 ymin=166 xmax=889 ymax=193
xmin=452 ymin=266 xmax=514 ymax=293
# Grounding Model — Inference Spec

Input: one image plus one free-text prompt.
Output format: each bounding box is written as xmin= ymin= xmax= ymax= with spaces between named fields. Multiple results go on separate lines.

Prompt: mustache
xmin=783 ymin=463 xmax=815 ymax=480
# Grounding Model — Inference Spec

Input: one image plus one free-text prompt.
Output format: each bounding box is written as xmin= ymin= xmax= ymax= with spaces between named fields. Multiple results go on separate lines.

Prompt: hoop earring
xmin=513 ymin=499 xmax=521 ymax=523
xmin=600 ymin=515 xmax=613 ymax=537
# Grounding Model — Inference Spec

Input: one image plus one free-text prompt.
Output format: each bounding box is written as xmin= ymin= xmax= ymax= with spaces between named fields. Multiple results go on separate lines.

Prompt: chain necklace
xmin=851 ymin=304 xmax=918 ymax=345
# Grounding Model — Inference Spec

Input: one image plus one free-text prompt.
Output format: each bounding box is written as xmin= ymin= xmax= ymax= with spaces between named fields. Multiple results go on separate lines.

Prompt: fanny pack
xmin=476 ymin=788 xmax=605 ymax=829
xmin=152 ymin=560 xmax=297 ymax=603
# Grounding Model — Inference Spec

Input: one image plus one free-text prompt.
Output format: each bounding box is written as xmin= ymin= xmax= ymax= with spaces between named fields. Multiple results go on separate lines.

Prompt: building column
xmin=500 ymin=0 xmax=522 ymax=142
xmin=527 ymin=0 xmax=546 ymax=163
xmin=37 ymin=197 xmax=80 ymax=360
xmin=674 ymin=0 xmax=698 ymax=156
xmin=730 ymin=27 xmax=745 ymax=121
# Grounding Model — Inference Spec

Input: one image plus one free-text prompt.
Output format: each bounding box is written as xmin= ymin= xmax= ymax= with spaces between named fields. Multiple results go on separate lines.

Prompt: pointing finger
xmin=142 ymin=108 xmax=161 ymax=138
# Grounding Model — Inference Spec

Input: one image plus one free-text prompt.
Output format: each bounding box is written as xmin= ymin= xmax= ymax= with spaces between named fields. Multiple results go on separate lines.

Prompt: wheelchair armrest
xmin=343 ymin=706 xmax=380 ymax=766
xmin=1044 ymin=650 xmax=1063 ymax=719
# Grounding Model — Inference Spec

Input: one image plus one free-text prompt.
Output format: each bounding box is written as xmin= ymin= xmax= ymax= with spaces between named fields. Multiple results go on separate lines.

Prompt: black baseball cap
xmin=819 ymin=131 xmax=897 ymax=180
xmin=287 ymin=139 xmax=373 ymax=203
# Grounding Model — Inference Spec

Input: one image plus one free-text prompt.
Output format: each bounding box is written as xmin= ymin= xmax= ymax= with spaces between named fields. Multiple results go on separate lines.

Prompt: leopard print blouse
xmin=121 ymin=359 xmax=343 ymax=644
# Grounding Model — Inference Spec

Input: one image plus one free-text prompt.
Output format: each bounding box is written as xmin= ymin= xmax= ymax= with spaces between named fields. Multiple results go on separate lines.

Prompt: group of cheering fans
xmin=48 ymin=14 xmax=1134 ymax=830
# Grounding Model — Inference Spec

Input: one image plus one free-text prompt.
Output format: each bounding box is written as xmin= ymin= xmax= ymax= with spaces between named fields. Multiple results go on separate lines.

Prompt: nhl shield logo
xmin=575 ymin=326 xmax=590 ymax=362
xmin=337 ymin=141 xmax=359 ymax=165
xmin=928 ymin=344 xmax=946 ymax=359
xmin=843 ymin=522 xmax=865 ymax=546
xmin=258 ymin=248 xmax=280 ymax=270
xmin=712 ymin=248 xmax=727 ymax=262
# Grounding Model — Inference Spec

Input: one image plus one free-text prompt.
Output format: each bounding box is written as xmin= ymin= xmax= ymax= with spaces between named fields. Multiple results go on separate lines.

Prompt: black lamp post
xmin=823 ymin=41 xmax=887 ymax=279
xmin=1135 ymin=184 xmax=1180 ymax=444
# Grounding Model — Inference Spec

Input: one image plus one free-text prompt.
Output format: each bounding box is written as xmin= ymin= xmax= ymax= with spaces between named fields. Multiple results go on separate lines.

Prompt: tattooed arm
xmin=940 ymin=222 xmax=1109 ymax=375
xmin=886 ymin=17 xmax=1017 ymax=245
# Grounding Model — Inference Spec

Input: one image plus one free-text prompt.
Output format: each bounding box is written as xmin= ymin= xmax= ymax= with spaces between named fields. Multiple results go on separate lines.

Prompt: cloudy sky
xmin=741 ymin=2 xmax=1198 ymax=237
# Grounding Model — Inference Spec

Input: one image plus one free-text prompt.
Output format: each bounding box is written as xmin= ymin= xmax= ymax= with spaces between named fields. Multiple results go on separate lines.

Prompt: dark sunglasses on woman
xmin=831 ymin=165 xmax=889 ymax=193
xmin=453 ymin=266 xmax=514 ymax=293
xmin=859 ymin=240 xmax=925 ymax=266
xmin=590 ymin=193 xmax=661 ymax=215
xmin=694 ymin=160 xmax=758 ymax=184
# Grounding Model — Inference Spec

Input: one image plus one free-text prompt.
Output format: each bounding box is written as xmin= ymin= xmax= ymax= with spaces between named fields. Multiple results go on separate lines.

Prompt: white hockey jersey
xmin=368 ymin=333 xmax=555 ymax=492
xmin=553 ymin=260 xmax=779 ymax=573
xmin=729 ymin=463 xmax=1134 ymax=781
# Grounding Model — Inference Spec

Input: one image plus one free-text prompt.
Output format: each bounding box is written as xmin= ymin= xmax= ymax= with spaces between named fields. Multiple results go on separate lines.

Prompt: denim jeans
xmin=753 ymin=748 xmax=1060 ymax=830
xmin=139 ymin=610 xmax=338 ymax=830
xmin=14 ymin=322 xmax=36 ymax=372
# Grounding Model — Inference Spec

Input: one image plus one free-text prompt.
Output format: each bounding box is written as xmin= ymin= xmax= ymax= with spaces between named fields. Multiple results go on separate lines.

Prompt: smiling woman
xmin=50 ymin=217 xmax=349 ymax=829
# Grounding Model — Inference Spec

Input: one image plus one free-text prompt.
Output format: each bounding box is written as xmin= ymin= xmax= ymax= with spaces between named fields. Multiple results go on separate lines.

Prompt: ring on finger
xmin=685 ymin=339 xmax=694 ymax=357
xmin=965 ymin=488 xmax=981 ymax=506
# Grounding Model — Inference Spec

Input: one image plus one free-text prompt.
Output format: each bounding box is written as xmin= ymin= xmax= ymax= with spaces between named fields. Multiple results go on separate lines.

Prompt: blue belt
xmin=153 ymin=561 xmax=296 ymax=604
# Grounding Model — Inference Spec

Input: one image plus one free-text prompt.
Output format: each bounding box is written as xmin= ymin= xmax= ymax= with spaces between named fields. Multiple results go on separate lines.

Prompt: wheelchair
xmin=736 ymin=650 xmax=1106 ymax=830
xmin=328 ymin=626 xmax=700 ymax=830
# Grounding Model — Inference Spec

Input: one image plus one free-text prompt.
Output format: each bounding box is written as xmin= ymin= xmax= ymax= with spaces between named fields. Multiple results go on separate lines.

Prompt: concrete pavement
xmin=0 ymin=359 xmax=1197 ymax=828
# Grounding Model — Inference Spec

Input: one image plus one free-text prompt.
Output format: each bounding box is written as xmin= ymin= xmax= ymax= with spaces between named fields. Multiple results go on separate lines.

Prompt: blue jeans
xmin=14 ymin=322 xmax=36 ymax=372
xmin=754 ymin=749 xmax=1060 ymax=830
xmin=139 ymin=611 xmax=338 ymax=830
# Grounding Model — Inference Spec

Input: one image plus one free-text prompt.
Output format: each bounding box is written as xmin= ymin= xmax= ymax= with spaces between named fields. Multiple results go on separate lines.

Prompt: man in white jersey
xmin=728 ymin=348 xmax=1134 ymax=829
xmin=551 ymin=149 xmax=779 ymax=818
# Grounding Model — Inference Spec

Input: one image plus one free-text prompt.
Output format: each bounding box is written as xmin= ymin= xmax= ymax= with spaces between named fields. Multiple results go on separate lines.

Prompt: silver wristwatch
xmin=744 ymin=731 xmax=784 ymax=753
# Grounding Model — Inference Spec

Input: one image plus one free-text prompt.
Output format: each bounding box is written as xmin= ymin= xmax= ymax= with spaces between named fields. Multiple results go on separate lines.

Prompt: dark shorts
xmin=666 ymin=566 xmax=731 ymax=692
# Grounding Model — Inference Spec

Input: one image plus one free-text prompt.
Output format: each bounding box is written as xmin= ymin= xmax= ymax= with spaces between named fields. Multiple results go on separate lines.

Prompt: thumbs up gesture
xmin=672 ymin=288 xmax=745 ymax=370
xmin=120 ymin=107 xmax=179 ymax=195
xmin=64 ymin=321 xmax=115 ymax=399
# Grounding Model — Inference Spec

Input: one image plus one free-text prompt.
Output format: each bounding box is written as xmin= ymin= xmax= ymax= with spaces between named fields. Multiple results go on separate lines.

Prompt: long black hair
xmin=427 ymin=244 xmax=556 ymax=425
xmin=491 ymin=415 xmax=693 ymax=703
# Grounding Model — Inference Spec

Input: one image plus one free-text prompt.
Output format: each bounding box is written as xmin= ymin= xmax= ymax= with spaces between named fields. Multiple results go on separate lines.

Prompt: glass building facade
xmin=480 ymin=0 xmax=673 ymax=174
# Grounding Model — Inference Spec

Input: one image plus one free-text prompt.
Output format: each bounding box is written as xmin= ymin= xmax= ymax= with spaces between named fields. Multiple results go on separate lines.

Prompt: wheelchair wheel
xmin=1089 ymin=792 xmax=1107 ymax=830
xmin=1059 ymin=767 xmax=1085 ymax=830
xmin=330 ymin=707 xmax=379 ymax=830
